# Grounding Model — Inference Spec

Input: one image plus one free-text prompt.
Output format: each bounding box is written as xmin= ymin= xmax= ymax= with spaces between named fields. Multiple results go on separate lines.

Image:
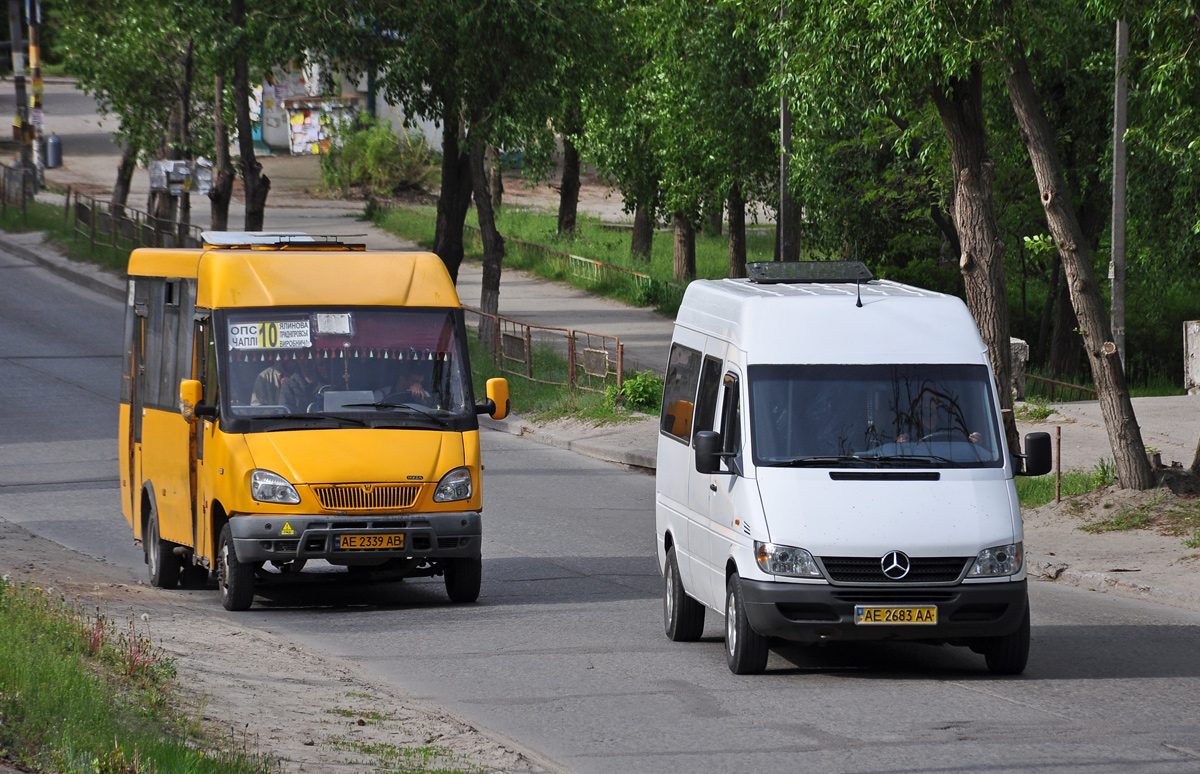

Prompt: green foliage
xmin=321 ymin=114 xmax=435 ymax=196
xmin=1015 ymin=469 xmax=1109 ymax=508
xmin=605 ymin=370 xmax=663 ymax=413
xmin=1092 ymin=459 xmax=1118 ymax=488
xmin=1013 ymin=397 xmax=1056 ymax=422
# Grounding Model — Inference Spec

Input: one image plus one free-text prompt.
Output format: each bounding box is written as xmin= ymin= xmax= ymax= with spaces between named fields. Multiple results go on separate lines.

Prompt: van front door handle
xmin=709 ymin=483 xmax=718 ymax=492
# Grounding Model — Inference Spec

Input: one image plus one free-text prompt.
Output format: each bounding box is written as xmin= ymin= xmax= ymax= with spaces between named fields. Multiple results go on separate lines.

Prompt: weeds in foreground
xmin=1015 ymin=461 xmax=1119 ymax=509
xmin=325 ymin=739 xmax=475 ymax=774
xmin=0 ymin=577 xmax=276 ymax=774
xmin=1013 ymin=396 xmax=1056 ymax=421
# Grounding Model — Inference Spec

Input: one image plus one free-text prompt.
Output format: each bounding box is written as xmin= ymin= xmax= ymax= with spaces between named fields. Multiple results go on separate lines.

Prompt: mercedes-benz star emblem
xmin=881 ymin=550 xmax=911 ymax=580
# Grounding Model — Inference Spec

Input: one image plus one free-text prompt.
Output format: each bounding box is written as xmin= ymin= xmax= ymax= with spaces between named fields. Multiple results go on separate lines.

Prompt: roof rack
xmin=746 ymin=260 xmax=873 ymax=284
xmin=200 ymin=231 xmax=367 ymax=250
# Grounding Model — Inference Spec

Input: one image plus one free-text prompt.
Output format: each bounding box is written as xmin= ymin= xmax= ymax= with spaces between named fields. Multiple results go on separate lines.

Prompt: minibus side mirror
xmin=1018 ymin=431 xmax=1052 ymax=476
xmin=179 ymin=379 xmax=217 ymax=422
xmin=695 ymin=430 xmax=736 ymax=475
xmin=476 ymin=377 xmax=509 ymax=420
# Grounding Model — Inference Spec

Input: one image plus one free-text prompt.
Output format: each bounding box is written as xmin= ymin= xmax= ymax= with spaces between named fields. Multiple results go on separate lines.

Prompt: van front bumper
xmin=228 ymin=512 xmax=481 ymax=563
xmin=740 ymin=578 xmax=1027 ymax=644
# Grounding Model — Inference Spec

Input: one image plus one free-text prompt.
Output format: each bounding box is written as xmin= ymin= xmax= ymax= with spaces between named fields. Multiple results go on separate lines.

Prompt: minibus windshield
xmin=217 ymin=307 xmax=474 ymax=431
xmin=748 ymin=364 xmax=1003 ymax=468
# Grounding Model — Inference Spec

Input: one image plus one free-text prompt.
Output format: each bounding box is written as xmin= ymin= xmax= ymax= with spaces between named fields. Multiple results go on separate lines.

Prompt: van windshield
xmin=748 ymin=364 xmax=1003 ymax=468
xmin=217 ymin=307 xmax=475 ymax=431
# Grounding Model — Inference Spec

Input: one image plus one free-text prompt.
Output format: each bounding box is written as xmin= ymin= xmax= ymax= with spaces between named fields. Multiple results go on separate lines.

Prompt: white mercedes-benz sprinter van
xmin=656 ymin=261 xmax=1051 ymax=675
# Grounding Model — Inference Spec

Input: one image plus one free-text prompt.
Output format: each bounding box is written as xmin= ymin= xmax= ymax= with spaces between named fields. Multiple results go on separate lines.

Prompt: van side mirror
xmin=1019 ymin=432 xmax=1052 ymax=476
xmin=477 ymin=377 xmax=509 ymax=420
xmin=179 ymin=379 xmax=202 ymax=422
xmin=695 ymin=430 xmax=740 ymax=475
xmin=179 ymin=379 xmax=217 ymax=421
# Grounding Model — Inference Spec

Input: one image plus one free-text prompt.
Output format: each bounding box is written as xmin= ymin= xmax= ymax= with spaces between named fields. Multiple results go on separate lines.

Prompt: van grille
xmin=313 ymin=484 xmax=421 ymax=511
xmin=820 ymin=556 xmax=970 ymax=584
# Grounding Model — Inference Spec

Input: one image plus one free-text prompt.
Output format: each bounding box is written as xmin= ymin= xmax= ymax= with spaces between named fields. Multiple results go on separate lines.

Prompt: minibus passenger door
xmin=704 ymin=371 xmax=744 ymax=605
xmin=687 ymin=345 xmax=725 ymax=608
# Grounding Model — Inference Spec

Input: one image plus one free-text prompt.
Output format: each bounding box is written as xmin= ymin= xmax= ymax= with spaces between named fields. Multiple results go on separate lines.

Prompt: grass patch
xmin=1015 ymin=460 xmax=1117 ymax=509
xmin=326 ymin=739 xmax=472 ymax=773
xmin=0 ymin=578 xmax=275 ymax=774
xmin=1078 ymin=505 xmax=1156 ymax=533
xmin=1013 ymin=397 xmax=1056 ymax=421
xmin=1 ymin=194 xmax=132 ymax=271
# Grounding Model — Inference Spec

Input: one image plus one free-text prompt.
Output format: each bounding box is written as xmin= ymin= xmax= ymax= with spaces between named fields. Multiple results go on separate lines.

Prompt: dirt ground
xmin=0 ymin=517 xmax=559 ymax=774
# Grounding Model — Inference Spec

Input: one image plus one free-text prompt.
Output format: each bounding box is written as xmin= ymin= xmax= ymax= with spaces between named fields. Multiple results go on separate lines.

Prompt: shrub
xmin=321 ymin=113 xmax=435 ymax=196
xmin=620 ymin=370 xmax=663 ymax=412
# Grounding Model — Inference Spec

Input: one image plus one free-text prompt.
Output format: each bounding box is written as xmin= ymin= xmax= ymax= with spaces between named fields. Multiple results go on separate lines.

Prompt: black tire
xmin=216 ymin=523 xmax=255 ymax=611
xmin=444 ymin=557 xmax=482 ymax=603
xmin=725 ymin=574 xmax=769 ymax=675
xmin=146 ymin=512 xmax=181 ymax=589
xmin=984 ymin=603 xmax=1030 ymax=675
xmin=664 ymin=547 xmax=704 ymax=642
xmin=179 ymin=562 xmax=211 ymax=589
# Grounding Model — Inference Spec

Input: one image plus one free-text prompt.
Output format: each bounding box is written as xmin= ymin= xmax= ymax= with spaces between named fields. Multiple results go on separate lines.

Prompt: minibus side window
xmin=719 ymin=373 xmax=741 ymax=458
xmin=691 ymin=356 xmax=723 ymax=444
xmin=142 ymin=279 xmax=164 ymax=409
xmin=660 ymin=343 xmax=702 ymax=443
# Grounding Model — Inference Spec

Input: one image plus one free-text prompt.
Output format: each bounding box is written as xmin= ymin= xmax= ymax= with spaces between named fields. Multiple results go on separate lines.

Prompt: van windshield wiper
xmin=248 ymin=413 xmax=368 ymax=428
xmin=866 ymin=453 xmax=963 ymax=468
xmin=768 ymin=455 xmax=870 ymax=467
xmin=341 ymin=402 xmax=450 ymax=428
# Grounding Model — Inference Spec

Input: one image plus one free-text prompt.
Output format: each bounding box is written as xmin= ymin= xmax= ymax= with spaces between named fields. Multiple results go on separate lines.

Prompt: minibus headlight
xmin=249 ymin=469 xmax=300 ymax=504
xmin=433 ymin=467 xmax=473 ymax=503
xmin=967 ymin=542 xmax=1023 ymax=577
xmin=754 ymin=541 xmax=822 ymax=577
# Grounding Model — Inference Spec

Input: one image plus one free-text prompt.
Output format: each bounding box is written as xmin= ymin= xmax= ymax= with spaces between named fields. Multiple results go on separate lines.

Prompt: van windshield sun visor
xmin=746 ymin=260 xmax=873 ymax=284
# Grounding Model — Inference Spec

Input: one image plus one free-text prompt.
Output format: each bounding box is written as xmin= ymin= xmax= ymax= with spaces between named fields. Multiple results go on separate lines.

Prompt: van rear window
xmin=748 ymin=364 xmax=1003 ymax=468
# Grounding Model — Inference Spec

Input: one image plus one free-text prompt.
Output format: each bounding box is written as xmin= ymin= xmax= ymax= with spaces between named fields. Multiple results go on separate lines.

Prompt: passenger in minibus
xmin=280 ymin=358 xmax=333 ymax=412
xmin=250 ymin=359 xmax=294 ymax=406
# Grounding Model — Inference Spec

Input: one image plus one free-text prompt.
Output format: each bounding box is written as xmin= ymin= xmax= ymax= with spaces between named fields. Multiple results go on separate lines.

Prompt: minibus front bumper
xmin=739 ymin=578 xmax=1028 ymax=644
xmin=227 ymin=512 xmax=481 ymax=563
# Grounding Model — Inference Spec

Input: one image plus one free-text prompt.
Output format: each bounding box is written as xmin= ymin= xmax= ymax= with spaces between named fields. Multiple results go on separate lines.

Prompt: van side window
xmin=720 ymin=372 xmax=741 ymax=457
xmin=692 ymin=356 xmax=723 ymax=443
xmin=660 ymin=343 xmax=702 ymax=442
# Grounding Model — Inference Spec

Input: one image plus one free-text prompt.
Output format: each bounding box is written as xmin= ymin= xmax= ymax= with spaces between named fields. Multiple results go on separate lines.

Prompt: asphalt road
xmin=4 ymin=248 xmax=1200 ymax=773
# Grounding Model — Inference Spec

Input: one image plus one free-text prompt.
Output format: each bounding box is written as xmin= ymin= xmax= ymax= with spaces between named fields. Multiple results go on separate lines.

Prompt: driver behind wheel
xmin=896 ymin=387 xmax=981 ymax=444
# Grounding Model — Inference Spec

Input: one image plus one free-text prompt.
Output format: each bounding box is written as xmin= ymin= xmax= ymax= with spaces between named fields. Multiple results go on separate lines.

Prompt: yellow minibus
xmin=118 ymin=233 xmax=508 ymax=610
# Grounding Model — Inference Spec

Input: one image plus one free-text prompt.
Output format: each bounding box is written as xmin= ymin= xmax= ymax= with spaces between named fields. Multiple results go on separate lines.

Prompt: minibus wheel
xmin=146 ymin=512 xmax=181 ymax=589
xmin=982 ymin=604 xmax=1030 ymax=675
xmin=664 ymin=546 xmax=704 ymax=642
xmin=725 ymin=574 xmax=769 ymax=675
xmin=444 ymin=557 xmax=481 ymax=603
xmin=217 ymin=524 xmax=255 ymax=611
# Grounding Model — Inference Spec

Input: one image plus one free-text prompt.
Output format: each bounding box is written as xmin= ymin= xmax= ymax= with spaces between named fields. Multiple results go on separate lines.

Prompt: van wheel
xmin=725 ymin=574 xmax=769 ymax=675
xmin=216 ymin=524 xmax=255 ymax=611
xmin=146 ymin=513 xmax=181 ymax=589
xmin=444 ymin=557 xmax=481 ymax=603
xmin=664 ymin=547 xmax=704 ymax=641
xmin=983 ymin=604 xmax=1030 ymax=675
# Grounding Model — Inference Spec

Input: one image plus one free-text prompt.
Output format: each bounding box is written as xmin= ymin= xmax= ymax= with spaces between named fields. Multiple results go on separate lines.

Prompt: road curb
xmin=1027 ymin=555 xmax=1200 ymax=613
xmin=480 ymin=415 xmax=656 ymax=473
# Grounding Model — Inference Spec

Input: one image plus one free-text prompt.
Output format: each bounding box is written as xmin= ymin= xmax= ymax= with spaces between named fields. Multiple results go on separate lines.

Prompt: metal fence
xmin=463 ymin=305 xmax=625 ymax=394
xmin=70 ymin=190 xmax=203 ymax=251
xmin=1025 ymin=373 xmax=1098 ymax=402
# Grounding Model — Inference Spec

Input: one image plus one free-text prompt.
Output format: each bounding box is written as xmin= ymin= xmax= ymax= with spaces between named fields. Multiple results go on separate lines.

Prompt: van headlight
xmin=250 ymin=469 xmax=300 ymax=504
xmin=755 ymin=541 xmax=822 ymax=577
xmin=967 ymin=542 xmax=1023 ymax=577
xmin=433 ymin=467 xmax=473 ymax=503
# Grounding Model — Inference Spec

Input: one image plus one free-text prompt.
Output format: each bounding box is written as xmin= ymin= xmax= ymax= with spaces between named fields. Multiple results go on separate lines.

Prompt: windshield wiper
xmin=866 ymin=453 xmax=963 ymax=468
xmin=246 ymin=413 xmax=368 ymax=428
xmin=769 ymin=455 xmax=871 ymax=467
xmin=341 ymin=402 xmax=450 ymax=428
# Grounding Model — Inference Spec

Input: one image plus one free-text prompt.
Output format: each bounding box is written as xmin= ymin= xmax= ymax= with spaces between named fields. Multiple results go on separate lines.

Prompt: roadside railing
xmin=463 ymin=305 xmax=625 ymax=394
xmin=1025 ymin=373 xmax=1099 ymax=402
xmin=70 ymin=190 xmax=203 ymax=251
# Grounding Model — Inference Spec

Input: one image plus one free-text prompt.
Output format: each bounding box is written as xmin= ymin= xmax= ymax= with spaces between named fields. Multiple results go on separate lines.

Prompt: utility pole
xmin=27 ymin=0 xmax=43 ymax=189
xmin=1110 ymin=19 xmax=1129 ymax=370
xmin=7 ymin=0 xmax=31 ymax=193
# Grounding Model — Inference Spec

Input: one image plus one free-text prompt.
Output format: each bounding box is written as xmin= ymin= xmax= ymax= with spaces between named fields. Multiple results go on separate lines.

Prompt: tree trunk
xmin=929 ymin=65 xmax=1015 ymax=448
xmin=557 ymin=137 xmax=581 ymax=236
xmin=1034 ymin=256 xmax=1059 ymax=368
xmin=112 ymin=143 xmax=137 ymax=218
xmin=1004 ymin=49 xmax=1153 ymax=489
xmin=209 ymin=71 xmax=235 ymax=231
xmin=232 ymin=0 xmax=269 ymax=231
xmin=489 ymin=146 xmax=503 ymax=212
xmin=630 ymin=202 xmax=653 ymax=262
xmin=672 ymin=213 xmax=695 ymax=282
xmin=432 ymin=112 xmax=473 ymax=284
xmin=470 ymin=138 xmax=505 ymax=350
xmin=727 ymin=182 xmax=746 ymax=279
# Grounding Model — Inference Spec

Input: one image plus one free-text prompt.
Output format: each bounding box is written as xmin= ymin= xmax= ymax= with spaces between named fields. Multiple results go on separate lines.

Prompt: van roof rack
xmin=746 ymin=260 xmax=873 ymax=284
xmin=201 ymin=231 xmax=366 ymax=250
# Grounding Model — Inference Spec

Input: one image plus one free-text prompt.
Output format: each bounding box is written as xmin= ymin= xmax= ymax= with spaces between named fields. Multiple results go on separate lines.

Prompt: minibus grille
xmin=313 ymin=484 xmax=421 ymax=511
xmin=820 ymin=556 xmax=971 ymax=584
